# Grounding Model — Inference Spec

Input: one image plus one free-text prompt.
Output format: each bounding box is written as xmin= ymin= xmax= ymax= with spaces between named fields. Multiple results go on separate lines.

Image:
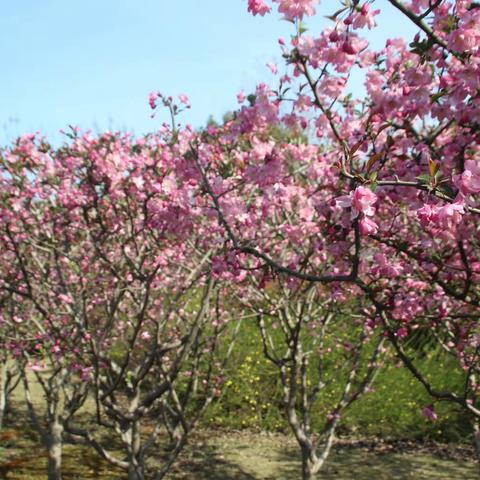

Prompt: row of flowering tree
xmin=0 ymin=131 xmax=244 ymax=479
xmin=1 ymin=0 xmax=479 ymax=479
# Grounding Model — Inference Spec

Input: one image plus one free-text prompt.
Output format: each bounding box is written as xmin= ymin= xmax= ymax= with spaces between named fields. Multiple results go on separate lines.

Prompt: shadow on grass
xmin=271 ymin=444 xmax=479 ymax=480
xmin=167 ymin=443 xmax=257 ymax=480
xmin=1 ymin=419 xmax=477 ymax=480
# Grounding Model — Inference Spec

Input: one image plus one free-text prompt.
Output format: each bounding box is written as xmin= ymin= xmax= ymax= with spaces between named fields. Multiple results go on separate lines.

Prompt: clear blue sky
xmin=0 ymin=1 xmax=416 ymax=145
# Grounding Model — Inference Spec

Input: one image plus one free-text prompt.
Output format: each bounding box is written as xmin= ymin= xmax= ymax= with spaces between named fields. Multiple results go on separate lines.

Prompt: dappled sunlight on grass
xmin=1 ymin=427 xmax=477 ymax=480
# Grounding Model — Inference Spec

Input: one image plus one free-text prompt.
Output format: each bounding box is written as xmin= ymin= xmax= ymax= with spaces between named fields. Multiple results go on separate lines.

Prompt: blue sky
xmin=0 ymin=1 xmax=416 ymax=145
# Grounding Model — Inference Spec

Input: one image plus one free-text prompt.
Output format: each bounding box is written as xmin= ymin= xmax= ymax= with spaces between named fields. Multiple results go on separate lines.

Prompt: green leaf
xmin=416 ymin=174 xmax=431 ymax=185
xmin=298 ymin=22 xmax=308 ymax=34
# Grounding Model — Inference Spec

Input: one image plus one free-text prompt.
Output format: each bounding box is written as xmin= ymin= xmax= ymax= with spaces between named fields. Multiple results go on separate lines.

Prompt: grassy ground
xmin=170 ymin=432 xmax=479 ymax=480
xmin=1 ymin=426 xmax=478 ymax=479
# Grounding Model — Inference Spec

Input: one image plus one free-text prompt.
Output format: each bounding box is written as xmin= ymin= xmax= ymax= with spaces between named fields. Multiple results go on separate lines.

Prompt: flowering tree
xmin=0 ymin=134 xmax=94 ymax=480
xmin=238 ymin=277 xmax=387 ymax=479
xmin=0 ymin=130 xmax=239 ymax=480
xmin=0 ymin=295 xmax=21 ymax=431
xmin=190 ymin=0 xmax=480 ymax=454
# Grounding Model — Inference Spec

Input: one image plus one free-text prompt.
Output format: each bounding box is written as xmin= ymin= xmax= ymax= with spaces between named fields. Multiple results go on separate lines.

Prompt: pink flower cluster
xmin=247 ymin=0 xmax=271 ymax=16
xmin=417 ymin=201 xmax=465 ymax=230
xmin=336 ymin=186 xmax=379 ymax=235
xmin=458 ymin=160 xmax=480 ymax=195
xmin=347 ymin=3 xmax=380 ymax=30
xmin=273 ymin=0 xmax=319 ymax=20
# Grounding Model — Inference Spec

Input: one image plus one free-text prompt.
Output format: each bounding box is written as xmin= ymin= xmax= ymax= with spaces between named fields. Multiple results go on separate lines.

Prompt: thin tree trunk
xmin=287 ymin=402 xmax=317 ymax=480
xmin=128 ymin=462 xmax=144 ymax=480
xmin=47 ymin=419 xmax=64 ymax=480
xmin=123 ymin=422 xmax=145 ymax=480
xmin=0 ymin=361 xmax=8 ymax=430
xmin=301 ymin=449 xmax=314 ymax=480
xmin=473 ymin=419 xmax=480 ymax=466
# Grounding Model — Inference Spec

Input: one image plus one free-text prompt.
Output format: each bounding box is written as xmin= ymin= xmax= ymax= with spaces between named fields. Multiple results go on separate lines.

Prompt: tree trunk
xmin=128 ymin=461 xmax=145 ymax=480
xmin=0 ymin=361 xmax=8 ymax=430
xmin=286 ymin=400 xmax=317 ymax=480
xmin=47 ymin=420 xmax=64 ymax=480
xmin=166 ymin=422 xmax=183 ymax=450
xmin=301 ymin=453 xmax=314 ymax=480
xmin=122 ymin=422 xmax=145 ymax=480
xmin=473 ymin=419 xmax=480 ymax=465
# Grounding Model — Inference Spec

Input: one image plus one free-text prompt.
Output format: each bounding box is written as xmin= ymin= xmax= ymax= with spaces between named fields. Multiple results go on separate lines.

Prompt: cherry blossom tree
xmin=0 ymin=295 xmax=21 ymax=431
xmin=193 ymin=0 xmax=480 ymax=456
xmin=0 ymin=130 xmax=239 ymax=480
xmin=237 ymin=276 xmax=387 ymax=480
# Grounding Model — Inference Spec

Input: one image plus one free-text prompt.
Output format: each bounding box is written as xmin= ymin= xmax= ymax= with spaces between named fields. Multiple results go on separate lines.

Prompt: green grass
xmin=203 ymin=318 xmax=471 ymax=442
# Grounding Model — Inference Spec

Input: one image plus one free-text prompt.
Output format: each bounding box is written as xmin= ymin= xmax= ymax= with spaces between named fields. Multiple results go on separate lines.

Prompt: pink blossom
xmin=237 ymin=90 xmax=246 ymax=104
xmin=417 ymin=199 xmax=465 ymax=229
xmin=416 ymin=203 xmax=439 ymax=227
xmin=274 ymin=0 xmax=319 ymax=21
xmin=407 ymin=0 xmax=431 ymax=14
xmin=336 ymin=186 xmax=377 ymax=219
xmin=448 ymin=28 xmax=479 ymax=53
xmin=422 ymin=404 xmax=438 ymax=421
xmin=28 ymin=362 xmax=48 ymax=372
xmin=247 ymin=0 xmax=271 ymax=16
xmin=436 ymin=201 xmax=465 ymax=229
xmin=326 ymin=411 xmax=341 ymax=421
xmin=373 ymin=253 xmax=402 ymax=277
xmin=59 ymin=293 xmax=73 ymax=304
xmin=329 ymin=30 xmax=340 ymax=42
xmin=80 ymin=367 xmax=93 ymax=382
xmin=459 ymin=160 xmax=480 ymax=195
xmin=317 ymin=76 xmax=347 ymax=98
xmin=359 ymin=216 xmax=378 ymax=235
xmin=352 ymin=186 xmax=377 ymax=216
xmin=396 ymin=327 xmax=409 ymax=338
xmin=351 ymin=4 xmax=380 ymax=30
xmin=140 ymin=331 xmax=152 ymax=341
xmin=52 ymin=345 xmax=61 ymax=354
xmin=178 ymin=94 xmax=190 ymax=105
xmin=267 ymin=62 xmax=278 ymax=75
xmin=341 ymin=41 xmax=358 ymax=55
xmin=148 ymin=91 xmax=159 ymax=110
